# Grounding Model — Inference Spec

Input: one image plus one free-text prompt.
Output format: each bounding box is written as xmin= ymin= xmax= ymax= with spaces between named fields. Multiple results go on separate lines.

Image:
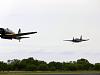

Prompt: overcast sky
xmin=0 ymin=0 xmax=100 ymax=63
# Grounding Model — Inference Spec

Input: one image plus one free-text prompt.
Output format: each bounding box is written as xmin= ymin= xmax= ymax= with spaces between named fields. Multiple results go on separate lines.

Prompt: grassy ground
xmin=0 ymin=71 xmax=100 ymax=75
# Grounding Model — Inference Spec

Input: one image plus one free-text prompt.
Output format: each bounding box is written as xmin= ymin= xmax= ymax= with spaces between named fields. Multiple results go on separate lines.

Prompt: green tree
xmin=38 ymin=64 xmax=48 ymax=71
xmin=7 ymin=59 xmax=20 ymax=70
xmin=0 ymin=61 xmax=7 ymax=71
xmin=76 ymin=58 xmax=91 ymax=70
xmin=94 ymin=63 xmax=100 ymax=70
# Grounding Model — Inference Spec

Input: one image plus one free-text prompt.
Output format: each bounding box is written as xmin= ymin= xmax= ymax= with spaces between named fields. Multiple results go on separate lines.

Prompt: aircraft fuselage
xmin=1 ymin=34 xmax=17 ymax=39
xmin=0 ymin=28 xmax=37 ymax=42
xmin=64 ymin=36 xmax=89 ymax=43
xmin=72 ymin=39 xmax=82 ymax=42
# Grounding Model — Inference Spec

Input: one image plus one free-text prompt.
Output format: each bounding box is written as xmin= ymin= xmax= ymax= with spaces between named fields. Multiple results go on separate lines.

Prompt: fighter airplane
xmin=0 ymin=28 xmax=37 ymax=42
xmin=64 ymin=35 xmax=89 ymax=43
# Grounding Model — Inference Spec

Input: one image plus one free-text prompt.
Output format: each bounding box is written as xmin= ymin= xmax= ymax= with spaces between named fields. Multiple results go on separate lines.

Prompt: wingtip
xmin=63 ymin=40 xmax=68 ymax=41
xmin=87 ymin=39 xmax=89 ymax=40
xmin=32 ymin=32 xmax=37 ymax=34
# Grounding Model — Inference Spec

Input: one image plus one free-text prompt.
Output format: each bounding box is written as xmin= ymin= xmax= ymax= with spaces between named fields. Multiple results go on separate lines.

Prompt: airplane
xmin=0 ymin=28 xmax=37 ymax=42
xmin=64 ymin=35 xmax=89 ymax=43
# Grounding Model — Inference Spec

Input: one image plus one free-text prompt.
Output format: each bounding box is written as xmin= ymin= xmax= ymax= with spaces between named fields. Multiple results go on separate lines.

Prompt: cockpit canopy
xmin=4 ymin=28 xmax=15 ymax=34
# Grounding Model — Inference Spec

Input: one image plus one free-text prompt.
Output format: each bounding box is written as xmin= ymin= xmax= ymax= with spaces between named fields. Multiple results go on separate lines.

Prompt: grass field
xmin=0 ymin=71 xmax=100 ymax=75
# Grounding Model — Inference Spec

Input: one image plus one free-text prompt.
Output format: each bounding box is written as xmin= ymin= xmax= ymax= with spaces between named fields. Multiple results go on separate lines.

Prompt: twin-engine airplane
xmin=64 ymin=35 xmax=89 ymax=43
xmin=0 ymin=28 xmax=37 ymax=42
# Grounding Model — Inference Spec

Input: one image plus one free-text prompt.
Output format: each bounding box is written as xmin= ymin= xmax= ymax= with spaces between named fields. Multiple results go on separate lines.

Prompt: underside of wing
xmin=16 ymin=32 xmax=37 ymax=36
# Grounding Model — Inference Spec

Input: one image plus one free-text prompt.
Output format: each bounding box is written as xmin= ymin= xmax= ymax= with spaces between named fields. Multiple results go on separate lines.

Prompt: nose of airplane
xmin=0 ymin=28 xmax=4 ymax=34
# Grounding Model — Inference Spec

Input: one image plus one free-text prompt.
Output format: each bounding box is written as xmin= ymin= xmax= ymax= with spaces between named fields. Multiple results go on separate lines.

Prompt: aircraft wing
xmin=64 ymin=40 xmax=73 ymax=41
xmin=82 ymin=39 xmax=89 ymax=41
xmin=16 ymin=32 xmax=37 ymax=36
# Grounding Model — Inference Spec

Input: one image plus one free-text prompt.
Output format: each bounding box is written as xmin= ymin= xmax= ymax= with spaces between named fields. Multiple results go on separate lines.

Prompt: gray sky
xmin=0 ymin=0 xmax=100 ymax=63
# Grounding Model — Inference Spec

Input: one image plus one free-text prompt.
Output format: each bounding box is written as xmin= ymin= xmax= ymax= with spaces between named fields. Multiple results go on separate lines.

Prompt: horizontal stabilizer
xmin=19 ymin=37 xmax=30 ymax=39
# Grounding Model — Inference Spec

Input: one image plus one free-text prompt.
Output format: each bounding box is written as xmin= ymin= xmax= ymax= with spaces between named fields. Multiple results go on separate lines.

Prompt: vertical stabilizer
xmin=18 ymin=28 xmax=21 ymax=42
xmin=18 ymin=28 xmax=21 ymax=34
xmin=80 ymin=35 xmax=82 ymax=40
xmin=73 ymin=37 xmax=74 ymax=41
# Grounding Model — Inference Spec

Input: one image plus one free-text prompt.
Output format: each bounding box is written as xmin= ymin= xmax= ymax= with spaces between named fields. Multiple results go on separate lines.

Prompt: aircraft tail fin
xmin=73 ymin=37 xmax=74 ymax=40
xmin=18 ymin=28 xmax=21 ymax=34
xmin=80 ymin=35 xmax=82 ymax=40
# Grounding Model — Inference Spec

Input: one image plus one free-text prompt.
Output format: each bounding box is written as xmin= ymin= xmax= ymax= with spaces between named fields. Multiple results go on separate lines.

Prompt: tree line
xmin=0 ymin=57 xmax=100 ymax=71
